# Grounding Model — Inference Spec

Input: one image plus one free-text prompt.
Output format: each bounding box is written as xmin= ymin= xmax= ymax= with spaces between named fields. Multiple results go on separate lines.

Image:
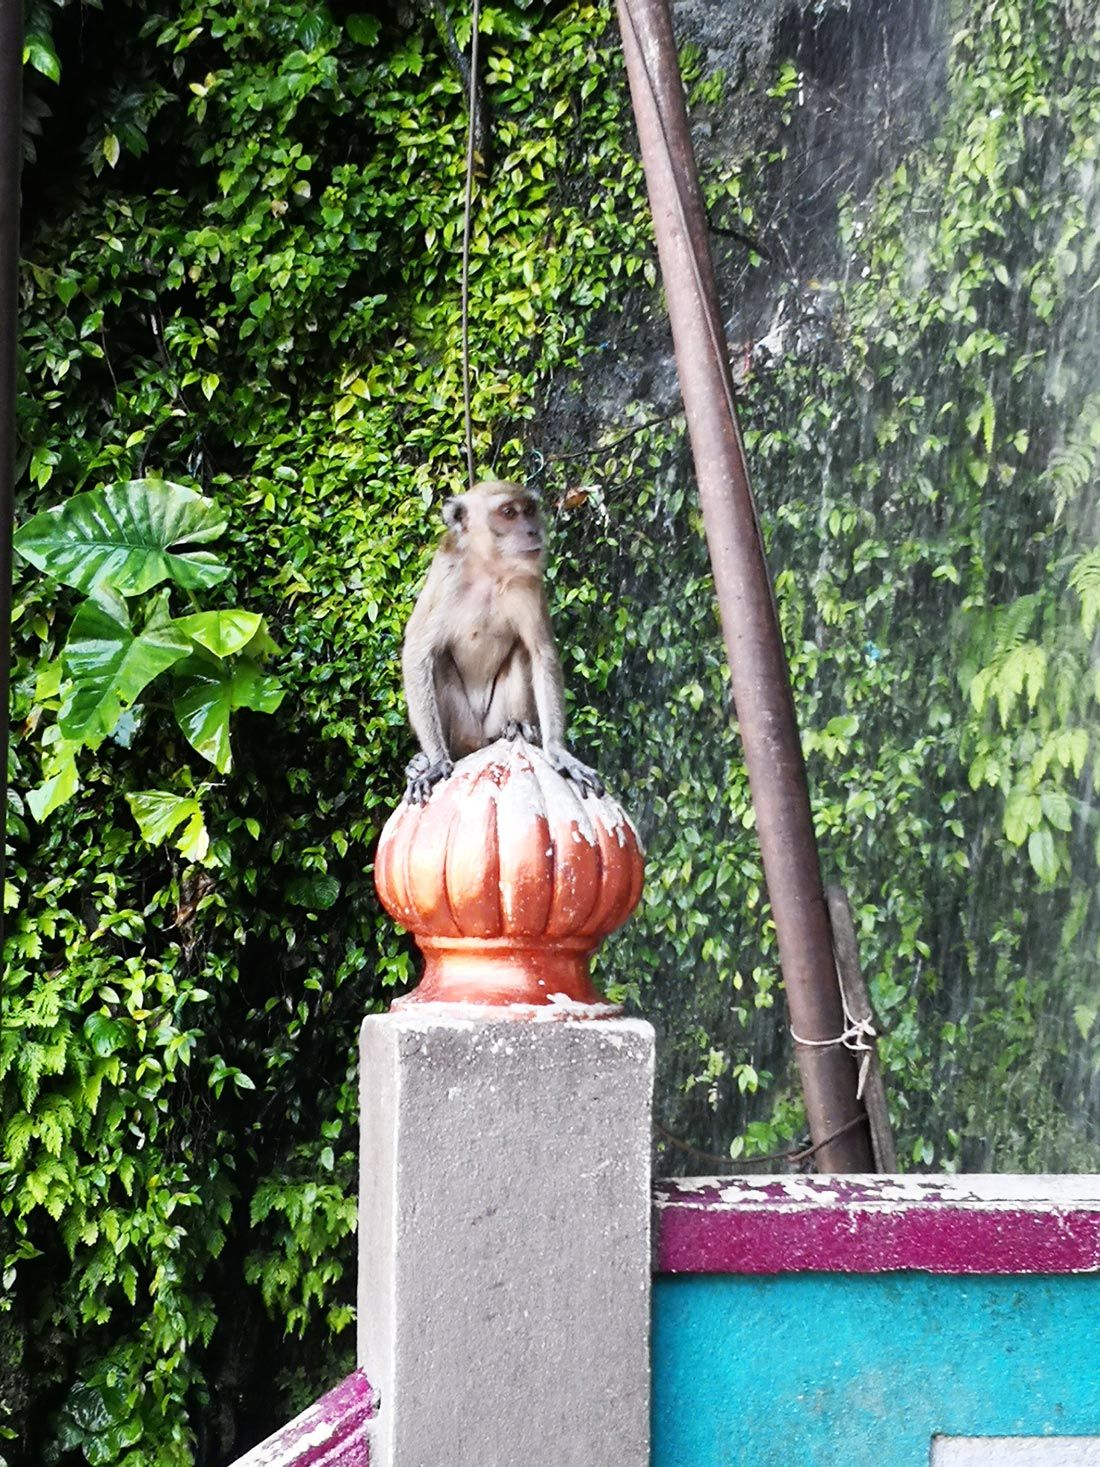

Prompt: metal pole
xmin=0 ymin=1 xmax=22 ymax=967
xmin=617 ymin=0 xmax=874 ymax=1170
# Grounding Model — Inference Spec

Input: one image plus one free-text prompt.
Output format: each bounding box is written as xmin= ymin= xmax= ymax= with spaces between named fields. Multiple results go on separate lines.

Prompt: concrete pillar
xmin=358 ymin=1007 xmax=655 ymax=1467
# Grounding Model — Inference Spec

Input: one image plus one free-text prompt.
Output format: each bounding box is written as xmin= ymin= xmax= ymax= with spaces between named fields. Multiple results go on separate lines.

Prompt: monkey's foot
xmin=404 ymin=752 xmax=454 ymax=805
xmin=502 ymin=719 xmax=539 ymax=742
xmin=546 ymin=745 xmax=604 ymax=799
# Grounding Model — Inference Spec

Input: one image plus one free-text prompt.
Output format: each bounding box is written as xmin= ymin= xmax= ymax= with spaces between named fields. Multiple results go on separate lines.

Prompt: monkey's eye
xmin=501 ymin=504 xmax=518 ymax=519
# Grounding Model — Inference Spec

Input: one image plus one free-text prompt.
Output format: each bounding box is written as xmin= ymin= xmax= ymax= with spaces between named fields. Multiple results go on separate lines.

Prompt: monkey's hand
xmin=545 ymin=744 xmax=604 ymax=799
xmin=502 ymin=719 xmax=539 ymax=743
xmin=404 ymin=751 xmax=454 ymax=805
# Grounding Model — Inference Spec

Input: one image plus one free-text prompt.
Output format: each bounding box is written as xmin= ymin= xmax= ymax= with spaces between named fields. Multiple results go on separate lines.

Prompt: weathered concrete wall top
xmin=655 ymin=1173 xmax=1100 ymax=1272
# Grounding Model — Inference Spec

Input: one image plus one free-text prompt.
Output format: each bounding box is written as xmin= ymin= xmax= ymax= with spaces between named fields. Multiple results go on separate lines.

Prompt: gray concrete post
xmin=358 ymin=1008 xmax=655 ymax=1467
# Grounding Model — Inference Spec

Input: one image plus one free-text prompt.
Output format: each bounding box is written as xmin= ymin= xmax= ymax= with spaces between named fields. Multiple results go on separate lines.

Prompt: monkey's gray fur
xmin=402 ymin=479 xmax=603 ymax=804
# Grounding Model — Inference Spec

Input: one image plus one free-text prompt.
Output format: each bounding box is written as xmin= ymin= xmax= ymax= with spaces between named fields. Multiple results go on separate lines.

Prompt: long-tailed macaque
xmin=402 ymin=480 xmax=604 ymax=805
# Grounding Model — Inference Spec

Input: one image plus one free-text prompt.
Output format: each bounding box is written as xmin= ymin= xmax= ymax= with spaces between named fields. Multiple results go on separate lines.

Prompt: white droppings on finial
xmin=594 ymin=793 xmax=643 ymax=853
xmin=527 ymin=745 xmax=599 ymax=848
xmin=428 ymin=737 xmax=638 ymax=854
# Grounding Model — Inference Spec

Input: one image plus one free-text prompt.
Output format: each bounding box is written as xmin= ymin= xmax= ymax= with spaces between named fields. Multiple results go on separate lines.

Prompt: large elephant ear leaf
xmin=126 ymin=790 xmax=210 ymax=862
xmin=59 ymin=593 xmax=192 ymax=746
xmin=173 ymin=654 xmax=286 ymax=773
xmin=14 ymin=479 xmax=230 ymax=595
xmin=174 ymin=610 xmax=262 ymax=657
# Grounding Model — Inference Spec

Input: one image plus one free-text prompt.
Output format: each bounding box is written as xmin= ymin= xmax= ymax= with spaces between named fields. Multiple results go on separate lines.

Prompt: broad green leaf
xmin=126 ymin=790 xmax=210 ymax=862
xmin=176 ymin=808 xmax=211 ymax=862
xmin=229 ymin=658 xmax=285 ymax=715
xmin=1003 ymin=788 xmax=1039 ymax=846
xmin=23 ymin=34 xmax=61 ymax=82
xmin=1039 ymin=789 xmax=1073 ymax=832
xmin=127 ymin=790 xmax=199 ymax=844
xmin=60 ymin=594 xmax=191 ymax=746
xmin=286 ymin=873 xmax=341 ymax=910
xmin=174 ymin=655 xmax=285 ymax=773
xmin=825 ymin=714 xmax=859 ymax=738
xmin=35 ymin=659 xmax=63 ymax=700
xmin=242 ymin=622 xmax=281 ymax=658
xmin=1027 ymin=826 xmax=1058 ymax=884
xmin=347 ymin=13 xmax=381 ymax=44
xmin=174 ymin=659 xmax=232 ymax=772
xmin=175 ymin=610 xmax=262 ymax=657
xmin=26 ymin=754 xmax=79 ymax=822
xmin=14 ymin=479 xmax=229 ymax=596
xmin=83 ymin=1014 xmax=126 ymax=1059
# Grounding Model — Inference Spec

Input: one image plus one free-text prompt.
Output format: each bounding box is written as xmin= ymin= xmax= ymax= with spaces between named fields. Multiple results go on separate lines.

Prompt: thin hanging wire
xmin=460 ymin=0 xmax=482 ymax=489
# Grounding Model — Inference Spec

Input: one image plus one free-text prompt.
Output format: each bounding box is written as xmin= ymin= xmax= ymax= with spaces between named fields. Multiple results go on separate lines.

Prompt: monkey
xmin=401 ymin=480 xmax=604 ymax=805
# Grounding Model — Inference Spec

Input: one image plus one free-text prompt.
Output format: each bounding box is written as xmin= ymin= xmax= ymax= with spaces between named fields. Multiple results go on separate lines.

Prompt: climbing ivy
xmin=753 ymin=0 xmax=1100 ymax=1171
xmin=3 ymin=1 xmax=651 ymax=1459
xmin=585 ymin=0 xmax=1100 ymax=1174
xmin=5 ymin=0 xmax=1100 ymax=1460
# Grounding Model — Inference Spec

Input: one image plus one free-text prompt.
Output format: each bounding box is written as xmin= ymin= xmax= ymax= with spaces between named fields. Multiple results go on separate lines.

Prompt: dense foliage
xmin=4 ymin=0 xmax=651 ymax=1459
xmin=4 ymin=0 xmax=1100 ymax=1460
xmin=670 ymin=0 xmax=1100 ymax=1172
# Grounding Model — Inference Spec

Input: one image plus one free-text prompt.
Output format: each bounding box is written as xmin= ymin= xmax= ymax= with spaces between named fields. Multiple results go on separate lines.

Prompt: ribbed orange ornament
xmin=374 ymin=740 xmax=645 ymax=1008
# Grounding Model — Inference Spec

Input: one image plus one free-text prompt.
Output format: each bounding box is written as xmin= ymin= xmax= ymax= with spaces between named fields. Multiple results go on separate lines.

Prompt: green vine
xmin=5 ymin=0 xmax=1100 ymax=1459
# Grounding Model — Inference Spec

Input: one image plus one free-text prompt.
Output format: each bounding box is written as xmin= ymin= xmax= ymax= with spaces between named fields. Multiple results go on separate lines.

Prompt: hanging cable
xmin=460 ymin=0 xmax=482 ymax=489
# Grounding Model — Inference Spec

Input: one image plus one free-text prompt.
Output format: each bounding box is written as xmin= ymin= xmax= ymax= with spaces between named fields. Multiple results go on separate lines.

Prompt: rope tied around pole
xmin=790 ymin=986 xmax=876 ymax=1101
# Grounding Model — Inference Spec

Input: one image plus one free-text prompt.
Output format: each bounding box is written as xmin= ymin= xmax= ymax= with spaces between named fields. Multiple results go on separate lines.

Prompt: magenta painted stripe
xmin=654 ymin=1176 xmax=1100 ymax=1276
xmin=230 ymin=1371 xmax=375 ymax=1467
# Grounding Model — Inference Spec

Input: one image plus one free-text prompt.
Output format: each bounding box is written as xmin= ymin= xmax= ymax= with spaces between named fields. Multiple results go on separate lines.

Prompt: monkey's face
xmin=488 ymin=490 xmax=545 ymax=564
xmin=445 ymin=484 xmax=545 ymax=569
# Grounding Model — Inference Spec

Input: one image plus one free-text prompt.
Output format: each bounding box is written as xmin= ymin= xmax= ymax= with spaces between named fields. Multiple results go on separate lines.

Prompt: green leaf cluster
xmin=9 ymin=0 xmax=1100 ymax=1457
xmin=693 ymin=0 xmax=1100 ymax=1174
xmin=4 ymin=0 xmax=651 ymax=1459
xmin=14 ymin=476 xmax=282 ymax=847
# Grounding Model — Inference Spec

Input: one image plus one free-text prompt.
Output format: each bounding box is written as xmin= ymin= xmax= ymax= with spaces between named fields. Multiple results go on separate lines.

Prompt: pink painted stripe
xmin=654 ymin=1175 xmax=1100 ymax=1276
xmin=230 ymin=1371 xmax=375 ymax=1467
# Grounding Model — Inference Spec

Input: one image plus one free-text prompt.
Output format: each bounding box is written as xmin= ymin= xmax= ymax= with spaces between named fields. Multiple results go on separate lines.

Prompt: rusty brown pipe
xmin=616 ymin=0 xmax=873 ymax=1170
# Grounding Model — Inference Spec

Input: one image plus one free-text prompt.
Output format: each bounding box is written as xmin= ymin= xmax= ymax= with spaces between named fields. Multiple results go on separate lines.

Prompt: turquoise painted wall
xmin=652 ymin=1274 xmax=1100 ymax=1467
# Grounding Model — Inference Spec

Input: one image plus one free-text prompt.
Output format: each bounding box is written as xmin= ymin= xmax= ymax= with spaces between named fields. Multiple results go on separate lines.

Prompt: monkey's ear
xmin=442 ymin=496 xmax=467 ymax=530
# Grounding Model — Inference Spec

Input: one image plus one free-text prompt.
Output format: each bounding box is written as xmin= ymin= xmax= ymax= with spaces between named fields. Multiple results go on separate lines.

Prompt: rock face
xmin=538 ymin=0 xmax=940 ymax=471
xmin=374 ymin=739 xmax=645 ymax=1007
